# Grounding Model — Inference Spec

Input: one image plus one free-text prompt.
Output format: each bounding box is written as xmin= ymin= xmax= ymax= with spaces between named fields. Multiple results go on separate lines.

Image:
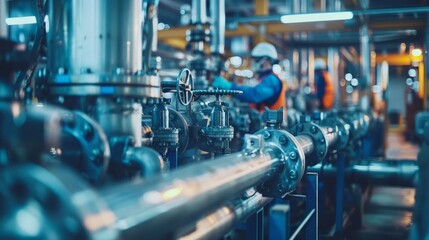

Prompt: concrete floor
xmin=353 ymin=129 xmax=418 ymax=240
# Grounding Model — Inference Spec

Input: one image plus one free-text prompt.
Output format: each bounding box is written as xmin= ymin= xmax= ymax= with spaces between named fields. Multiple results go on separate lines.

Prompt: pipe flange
xmin=152 ymin=128 xmax=180 ymax=147
xmin=0 ymin=165 xmax=117 ymax=240
xmin=201 ymin=126 xmax=234 ymax=139
xmin=59 ymin=111 xmax=110 ymax=183
xmin=321 ymin=117 xmax=350 ymax=150
xmin=168 ymin=108 xmax=189 ymax=155
xmin=291 ymin=122 xmax=328 ymax=166
xmin=255 ymin=129 xmax=305 ymax=197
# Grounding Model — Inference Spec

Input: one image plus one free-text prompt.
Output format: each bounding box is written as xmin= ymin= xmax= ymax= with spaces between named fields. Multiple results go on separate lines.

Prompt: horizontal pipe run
xmin=100 ymin=151 xmax=281 ymax=239
xmin=320 ymin=126 xmax=339 ymax=148
xmin=307 ymin=159 xmax=418 ymax=187
xmin=295 ymin=135 xmax=315 ymax=156
xmin=178 ymin=193 xmax=272 ymax=240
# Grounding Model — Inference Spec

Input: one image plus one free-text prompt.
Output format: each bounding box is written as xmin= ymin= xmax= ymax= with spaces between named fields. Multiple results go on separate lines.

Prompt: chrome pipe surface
xmin=295 ymin=135 xmax=314 ymax=156
xmin=320 ymin=126 xmax=339 ymax=148
xmin=179 ymin=193 xmax=272 ymax=240
xmin=308 ymin=159 xmax=418 ymax=187
xmin=101 ymin=151 xmax=280 ymax=239
xmin=192 ymin=0 xmax=207 ymax=24
xmin=210 ymin=0 xmax=225 ymax=55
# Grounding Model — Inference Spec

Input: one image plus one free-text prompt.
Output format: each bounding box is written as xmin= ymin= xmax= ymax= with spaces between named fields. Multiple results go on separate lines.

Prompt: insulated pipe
xmin=178 ymin=193 xmax=272 ymax=240
xmin=210 ymin=0 xmax=225 ymax=55
xmin=307 ymin=159 xmax=418 ymax=187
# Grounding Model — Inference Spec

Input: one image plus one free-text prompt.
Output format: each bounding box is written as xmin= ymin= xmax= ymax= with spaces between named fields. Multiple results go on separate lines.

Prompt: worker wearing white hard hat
xmin=213 ymin=42 xmax=287 ymax=115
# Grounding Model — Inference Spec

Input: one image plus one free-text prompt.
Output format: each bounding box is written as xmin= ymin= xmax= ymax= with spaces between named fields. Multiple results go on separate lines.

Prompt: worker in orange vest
xmin=314 ymin=58 xmax=335 ymax=110
xmin=212 ymin=42 xmax=287 ymax=119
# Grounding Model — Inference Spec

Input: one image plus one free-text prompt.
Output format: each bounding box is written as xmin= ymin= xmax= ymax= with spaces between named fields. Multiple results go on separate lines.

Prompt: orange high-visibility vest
xmin=321 ymin=71 xmax=335 ymax=109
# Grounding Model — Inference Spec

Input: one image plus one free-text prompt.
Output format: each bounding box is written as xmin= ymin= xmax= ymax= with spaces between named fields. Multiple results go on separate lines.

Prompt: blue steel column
xmin=269 ymin=204 xmax=290 ymax=240
xmin=167 ymin=149 xmax=178 ymax=169
xmin=306 ymin=172 xmax=318 ymax=240
xmin=335 ymin=152 xmax=346 ymax=235
xmin=246 ymin=207 xmax=264 ymax=240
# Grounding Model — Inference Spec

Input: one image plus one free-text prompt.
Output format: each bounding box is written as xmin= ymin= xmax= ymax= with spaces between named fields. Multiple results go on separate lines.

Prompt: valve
xmin=193 ymin=89 xmax=242 ymax=155
xmin=262 ymin=106 xmax=284 ymax=129
xmin=161 ymin=68 xmax=194 ymax=106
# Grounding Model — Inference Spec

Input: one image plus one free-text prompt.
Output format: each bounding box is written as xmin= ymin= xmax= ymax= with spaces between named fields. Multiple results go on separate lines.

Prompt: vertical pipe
xmin=360 ymin=25 xmax=371 ymax=89
xmin=0 ymin=0 xmax=7 ymax=38
xmin=425 ymin=16 xmax=429 ymax=109
xmin=143 ymin=0 xmax=159 ymax=72
xmin=48 ymin=0 xmax=143 ymax=76
xmin=192 ymin=0 xmax=207 ymax=24
xmin=360 ymin=24 xmax=371 ymax=110
xmin=210 ymin=0 xmax=225 ymax=55
xmin=328 ymin=0 xmax=340 ymax=107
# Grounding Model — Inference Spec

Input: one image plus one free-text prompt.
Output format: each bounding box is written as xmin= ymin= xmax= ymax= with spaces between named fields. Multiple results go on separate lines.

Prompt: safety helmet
xmin=314 ymin=58 xmax=327 ymax=70
xmin=251 ymin=42 xmax=278 ymax=61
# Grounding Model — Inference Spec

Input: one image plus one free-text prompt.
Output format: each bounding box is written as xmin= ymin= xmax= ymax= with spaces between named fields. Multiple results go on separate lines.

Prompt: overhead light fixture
xmin=5 ymin=16 xmax=37 ymax=25
xmin=281 ymin=11 xmax=353 ymax=24
xmin=411 ymin=48 xmax=422 ymax=57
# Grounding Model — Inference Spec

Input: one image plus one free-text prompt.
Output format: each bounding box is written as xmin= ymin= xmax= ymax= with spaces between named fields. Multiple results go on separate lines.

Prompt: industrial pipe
xmin=0 ymin=0 xmax=7 ymax=38
xmin=295 ymin=135 xmax=315 ymax=156
xmin=101 ymin=150 xmax=280 ymax=239
xmin=191 ymin=0 xmax=207 ymax=24
xmin=178 ymin=193 xmax=272 ymax=240
xmin=307 ymin=159 xmax=418 ymax=187
xmin=210 ymin=0 xmax=225 ymax=55
xmin=0 ymin=126 xmax=318 ymax=239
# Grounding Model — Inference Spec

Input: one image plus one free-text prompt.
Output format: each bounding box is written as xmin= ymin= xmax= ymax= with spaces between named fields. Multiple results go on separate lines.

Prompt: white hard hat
xmin=314 ymin=58 xmax=327 ymax=70
xmin=251 ymin=42 xmax=278 ymax=60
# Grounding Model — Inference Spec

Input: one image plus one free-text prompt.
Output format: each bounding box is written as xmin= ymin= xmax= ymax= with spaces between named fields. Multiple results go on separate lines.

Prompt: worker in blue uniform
xmin=212 ymin=42 xmax=287 ymax=114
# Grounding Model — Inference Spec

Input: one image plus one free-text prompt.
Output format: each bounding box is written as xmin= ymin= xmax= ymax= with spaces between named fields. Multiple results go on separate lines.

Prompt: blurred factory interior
xmin=1 ymin=0 xmax=429 ymax=239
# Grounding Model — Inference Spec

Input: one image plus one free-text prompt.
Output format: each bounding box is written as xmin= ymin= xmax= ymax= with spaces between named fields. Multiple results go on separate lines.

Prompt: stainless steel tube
xmin=0 ymin=0 xmax=7 ymax=38
xmin=101 ymin=151 xmax=281 ymax=239
xmin=210 ymin=0 xmax=225 ymax=55
xmin=48 ymin=0 xmax=142 ymax=76
xmin=308 ymin=159 xmax=418 ymax=187
xmin=320 ymin=126 xmax=339 ymax=148
xmin=192 ymin=0 xmax=207 ymax=24
xmin=179 ymin=193 xmax=272 ymax=240
xmin=295 ymin=135 xmax=314 ymax=156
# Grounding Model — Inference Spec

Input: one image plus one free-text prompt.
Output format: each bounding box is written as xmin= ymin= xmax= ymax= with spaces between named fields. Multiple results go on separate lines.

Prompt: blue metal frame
xmin=306 ymin=172 xmax=318 ymax=240
xmin=247 ymin=207 xmax=264 ymax=240
xmin=167 ymin=148 xmax=178 ymax=169
xmin=335 ymin=152 xmax=346 ymax=235
xmin=269 ymin=203 xmax=290 ymax=240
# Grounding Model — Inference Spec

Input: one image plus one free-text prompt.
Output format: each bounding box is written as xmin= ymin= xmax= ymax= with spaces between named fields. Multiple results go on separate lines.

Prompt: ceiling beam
xmin=159 ymin=19 xmax=425 ymax=41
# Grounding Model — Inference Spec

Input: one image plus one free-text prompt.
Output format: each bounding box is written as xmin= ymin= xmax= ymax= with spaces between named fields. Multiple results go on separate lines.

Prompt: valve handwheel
xmin=176 ymin=68 xmax=194 ymax=106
